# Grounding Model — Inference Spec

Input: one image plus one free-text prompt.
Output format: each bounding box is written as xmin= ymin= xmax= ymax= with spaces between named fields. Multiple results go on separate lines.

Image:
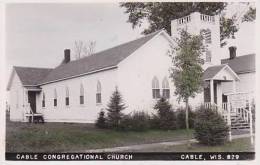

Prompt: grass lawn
xmin=124 ymin=137 xmax=254 ymax=152
xmin=6 ymin=116 xmax=254 ymax=153
xmin=6 ymin=119 xmax=193 ymax=152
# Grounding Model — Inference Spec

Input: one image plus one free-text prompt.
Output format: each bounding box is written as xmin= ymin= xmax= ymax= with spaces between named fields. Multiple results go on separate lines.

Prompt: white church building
xmin=7 ymin=12 xmax=255 ymax=123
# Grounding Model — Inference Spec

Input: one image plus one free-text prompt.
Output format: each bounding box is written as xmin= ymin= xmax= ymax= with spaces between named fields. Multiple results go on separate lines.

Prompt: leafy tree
xmin=95 ymin=110 xmax=107 ymax=129
xmin=153 ymin=97 xmax=176 ymax=130
xmin=220 ymin=16 xmax=239 ymax=47
xmin=242 ymin=7 xmax=256 ymax=22
xmin=176 ymin=106 xmax=196 ymax=129
xmin=168 ymin=30 xmax=204 ymax=132
xmin=106 ymin=87 xmax=126 ymax=129
xmin=194 ymin=106 xmax=229 ymax=146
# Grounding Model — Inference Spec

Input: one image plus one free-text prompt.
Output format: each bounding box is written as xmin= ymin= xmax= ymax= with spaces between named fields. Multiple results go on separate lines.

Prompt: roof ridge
xmin=39 ymin=29 xmax=166 ymax=85
xmin=221 ymin=53 xmax=255 ymax=61
xmin=71 ymin=30 xmax=163 ymax=63
xmin=14 ymin=66 xmax=53 ymax=70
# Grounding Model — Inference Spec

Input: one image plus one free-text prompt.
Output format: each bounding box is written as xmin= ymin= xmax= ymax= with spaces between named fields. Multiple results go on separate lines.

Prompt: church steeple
xmin=171 ymin=12 xmax=221 ymax=69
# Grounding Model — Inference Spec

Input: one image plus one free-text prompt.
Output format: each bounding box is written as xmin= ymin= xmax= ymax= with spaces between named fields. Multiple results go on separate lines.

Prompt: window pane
xmin=163 ymin=89 xmax=170 ymax=99
xmin=152 ymin=89 xmax=160 ymax=99
xmin=96 ymin=93 xmax=101 ymax=103
xmin=42 ymin=100 xmax=45 ymax=107
xmin=54 ymin=99 xmax=57 ymax=107
xmin=66 ymin=97 xmax=69 ymax=106
xmin=80 ymin=96 xmax=84 ymax=104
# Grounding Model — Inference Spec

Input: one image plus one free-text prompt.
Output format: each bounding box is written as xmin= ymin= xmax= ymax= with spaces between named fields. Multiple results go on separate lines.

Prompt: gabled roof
xmin=203 ymin=64 xmax=239 ymax=81
xmin=39 ymin=30 xmax=165 ymax=85
xmin=221 ymin=54 xmax=255 ymax=74
xmin=7 ymin=66 xmax=53 ymax=90
xmin=203 ymin=64 xmax=226 ymax=80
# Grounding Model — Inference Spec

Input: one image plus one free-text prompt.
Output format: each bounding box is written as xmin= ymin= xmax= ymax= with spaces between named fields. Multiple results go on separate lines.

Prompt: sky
xmin=5 ymin=2 xmax=255 ymax=82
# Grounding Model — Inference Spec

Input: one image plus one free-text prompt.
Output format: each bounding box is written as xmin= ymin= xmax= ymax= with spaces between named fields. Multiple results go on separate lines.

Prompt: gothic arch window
xmin=54 ymin=89 xmax=57 ymax=107
xmin=80 ymin=83 xmax=84 ymax=105
xmin=96 ymin=81 xmax=102 ymax=104
xmin=162 ymin=77 xmax=170 ymax=99
xmin=65 ymin=86 xmax=69 ymax=106
xmin=152 ymin=76 xmax=160 ymax=99
xmin=42 ymin=92 xmax=45 ymax=108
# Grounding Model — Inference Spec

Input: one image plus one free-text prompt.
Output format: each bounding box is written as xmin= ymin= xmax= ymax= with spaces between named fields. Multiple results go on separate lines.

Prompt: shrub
xmin=119 ymin=111 xmax=150 ymax=131
xmin=95 ymin=110 xmax=107 ymax=129
xmin=194 ymin=106 xmax=229 ymax=146
xmin=153 ymin=98 xmax=177 ymax=130
xmin=106 ymin=88 xmax=126 ymax=129
xmin=149 ymin=114 xmax=161 ymax=129
xmin=176 ymin=106 xmax=196 ymax=129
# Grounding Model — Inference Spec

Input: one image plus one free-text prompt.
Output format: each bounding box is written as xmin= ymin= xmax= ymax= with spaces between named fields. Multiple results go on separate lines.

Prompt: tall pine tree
xmin=106 ymin=87 xmax=126 ymax=129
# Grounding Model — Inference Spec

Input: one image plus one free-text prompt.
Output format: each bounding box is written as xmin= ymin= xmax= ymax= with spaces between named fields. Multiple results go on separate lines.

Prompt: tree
xmin=220 ymin=15 xmax=239 ymax=47
xmin=153 ymin=98 xmax=176 ymax=130
xmin=120 ymin=2 xmax=253 ymax=47
xmin=194 ymin=106 xmax=229 ymax=146
xmin=95 ymin=110 xmax=107 ymax=129
xmin=176 ymin=106 xmax=196 ymax=129
xmin=106 ymin=87 xmax=126 ymax=129
xmin=73 ymin=40 xmax=96 ymax=59
xmin=242 ymin=7 xmax=256 ymax=22
xmin=168 ymin=30 xmax=204 ymax=134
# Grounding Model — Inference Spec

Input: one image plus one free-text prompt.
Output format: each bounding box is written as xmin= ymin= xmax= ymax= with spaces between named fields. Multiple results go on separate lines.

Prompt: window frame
xmin=65 ymin=87 xmax=69 ymax=106
xmin=80 ymin=83 xmax=84 ymax=105
xmin=42 ymin=92 xmax=46 ymax=108
xmin=152 ymin=76 xmax=160 ymax=99
xmin=162 ymin=77 xmax=170 ymax=99
xmin=54 ymin=89 xmax=57 ymax=107
xmin=96 ymin=81 xmax=102 ymax=104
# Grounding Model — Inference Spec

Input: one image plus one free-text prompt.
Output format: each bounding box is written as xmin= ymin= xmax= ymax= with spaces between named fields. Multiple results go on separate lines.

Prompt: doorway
xmin=28 ymin=91 xmax=36 ymax=113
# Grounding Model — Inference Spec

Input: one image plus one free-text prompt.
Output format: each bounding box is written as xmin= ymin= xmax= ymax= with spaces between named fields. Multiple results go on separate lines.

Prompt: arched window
xmin=80 ymin=83 xmax=84 ymax=105
xmin=54 ymin=89 xmax=57 ymax=107
xmin=152 ymin=76 xmax=160 ymax=99
xmin=42 ymin=92 xmax=45 ymax=107
xmin=162 ymin=77 xmax=170 ymax=99
xmin=96 ymin=81 xmax=102 ymax=104
xmin=65 ymin=87 xmax=69 ymax=106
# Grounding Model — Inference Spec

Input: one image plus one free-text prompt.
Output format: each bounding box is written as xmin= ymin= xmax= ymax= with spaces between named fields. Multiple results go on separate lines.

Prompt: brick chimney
xmin=64 ymin=49 xmax=70 ymax=63
xmin=229 ymin=46 xmax=237 ymax=59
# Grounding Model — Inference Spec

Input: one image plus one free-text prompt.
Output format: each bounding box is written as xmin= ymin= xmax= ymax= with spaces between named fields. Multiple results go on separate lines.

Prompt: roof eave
xmin=38 ymin=65 xmax=118 ymax=86
xmin=212 ymin=65 xmax=240 ymax=81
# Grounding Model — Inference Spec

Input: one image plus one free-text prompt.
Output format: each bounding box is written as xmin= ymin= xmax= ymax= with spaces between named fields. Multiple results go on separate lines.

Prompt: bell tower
xmin=171 ymin=12 xmax=221 ymax=69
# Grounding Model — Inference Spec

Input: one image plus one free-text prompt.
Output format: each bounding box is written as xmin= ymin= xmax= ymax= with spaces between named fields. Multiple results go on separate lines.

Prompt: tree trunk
xmin=185 ymin=98 xmax=191 ymax=148
xmin=185 ymin=99 xmax=189 ymax=130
